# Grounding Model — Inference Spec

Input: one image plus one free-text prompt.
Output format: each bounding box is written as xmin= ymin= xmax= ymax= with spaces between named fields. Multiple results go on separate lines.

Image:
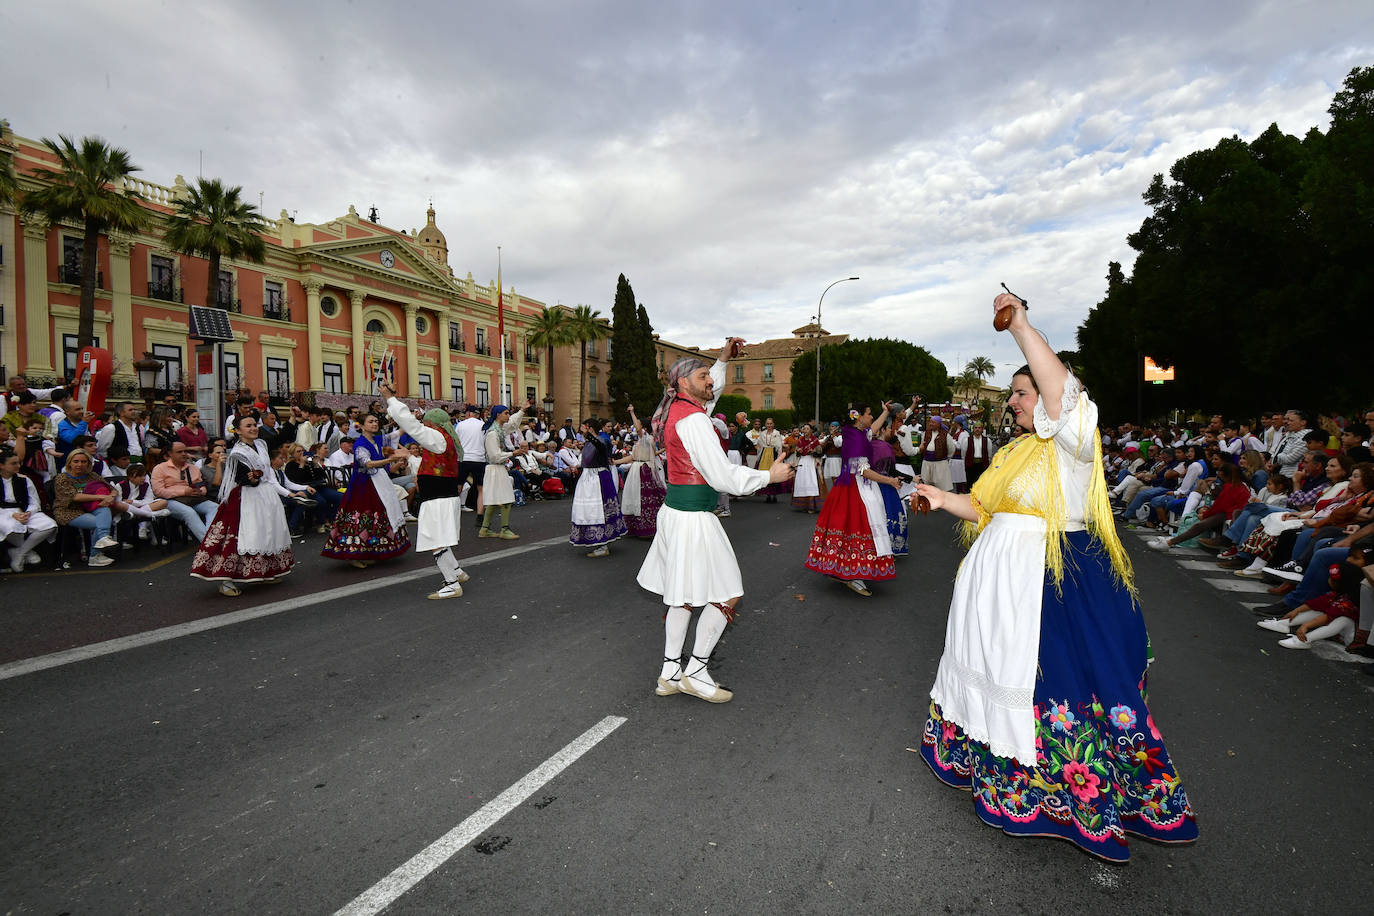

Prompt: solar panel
xmin=188 ymin=305 xmax=236 ymax=341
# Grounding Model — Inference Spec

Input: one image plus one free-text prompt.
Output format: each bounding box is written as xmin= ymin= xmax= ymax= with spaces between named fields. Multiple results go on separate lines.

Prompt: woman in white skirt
xmin=571 ymin=419 xmax=627 ymax=556
xmin=1 ymin=446 xmax=57 ymax=573
xmin=790 ymin=423 xmax=827 ymax=512
xmin=822 ymin=421 xmax=843 ymax=489
xmin=478 ymin=401 xmax=528 ymax=539
xmin=948 ymin=415 xmax=969 ymax=494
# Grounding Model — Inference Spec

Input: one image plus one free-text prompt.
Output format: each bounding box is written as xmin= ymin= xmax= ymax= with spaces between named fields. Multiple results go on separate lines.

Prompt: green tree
xmin=714 ymin=393 xmax=751 ymax=420
xmin=0 ymin=147 xmax=16 ymax=208
xmin=22 ymin=135 xmax=148 ymax=348
xmin=567 ymin=304 xmax=611 ymax=421
xmin=527 ymin=305 xmax=573 ymax=405
xmin=789 ymin=337 xmax=949 ymax=425
xmin=162 ymin=177 xmax=266 ymax=311
xmin=606 ymin=274 xmax=661 ymax=420
xmin=1077 ymin=261 xmax=1144 ymax=421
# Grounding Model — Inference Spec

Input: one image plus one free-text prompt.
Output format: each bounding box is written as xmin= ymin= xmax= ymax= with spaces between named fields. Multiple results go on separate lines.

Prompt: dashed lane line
xmin=0 ymin=535 xmax=568 ymax=682
xmin=333 ymin=714 xmax=628 ymax=916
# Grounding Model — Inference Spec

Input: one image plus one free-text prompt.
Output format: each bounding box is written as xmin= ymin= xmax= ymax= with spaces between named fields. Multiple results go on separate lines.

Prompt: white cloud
xmin=2 ymin=0 xmax=1370 ymax=389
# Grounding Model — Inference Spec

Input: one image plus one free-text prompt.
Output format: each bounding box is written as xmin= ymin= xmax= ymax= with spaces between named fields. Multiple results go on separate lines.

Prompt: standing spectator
xmin=258 ymin=409 xmax=283 ymax=453
xmin=176 ymin=408 xmax=209 ymax=460
xmin=95 ymin=401 xmax=146 ymax=461
xmin=54 ymin=400 xmax=89 ymax=466
xmin=456 ymin=404 xmax=486 ymax=517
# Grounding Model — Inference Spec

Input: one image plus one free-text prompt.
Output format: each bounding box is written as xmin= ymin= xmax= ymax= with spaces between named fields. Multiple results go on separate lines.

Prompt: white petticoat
xmin=570 ymin=468 xmax=607 ymax=525
xmin=1 ymin=509 xmax=57 ymax=540
xmin=637 ymin=505 xmax=744 ymax=606
xmin=415 ymin=496 xmax=461 ymax=551
xmin=794 ymin=455 xmax=822 ymax=498
xmin=929 ymin=512 xmax=1058 ymax=766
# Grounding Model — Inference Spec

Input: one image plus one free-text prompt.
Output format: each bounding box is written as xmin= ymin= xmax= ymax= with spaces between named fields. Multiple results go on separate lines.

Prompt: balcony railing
xmin=448 ymin=333 xmax=464 ymax=350
xmin=475 ymin=344 xmax=491 ymax=356
xmin=502 ymin=348 xmax=515 ymax=360
xmin=215 ymin=295 xmax=242 ymax=313
xmin=59 ymin=264 xmax=104 ymax=288
xmin=264 ymin=301 xmax=290 ymax=321
xmin=147 ymin=280 xmax=183 ymax=302
xmin=524 ymin=351 xmax=540 ymax=364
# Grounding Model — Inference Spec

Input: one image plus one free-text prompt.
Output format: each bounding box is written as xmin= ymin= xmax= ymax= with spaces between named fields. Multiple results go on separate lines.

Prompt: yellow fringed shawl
xmin=960 ymin=403 xmax=1135 ymax=598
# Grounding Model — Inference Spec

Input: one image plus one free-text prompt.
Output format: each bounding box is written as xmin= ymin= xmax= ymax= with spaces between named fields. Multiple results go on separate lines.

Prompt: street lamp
xmin=132 ymin=351 xmax=163 ymax=416
xmin=542 ymin=392 xmax=555 ymax=418
xmin=813 ymin=277 xmax=859 ymax=428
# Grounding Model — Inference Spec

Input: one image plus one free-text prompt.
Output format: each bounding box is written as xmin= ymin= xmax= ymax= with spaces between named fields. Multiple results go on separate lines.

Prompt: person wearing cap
xmin=478 ymin=400 xmax=531 ymax=539
xmin=381 ymin=382 xmax=471 ymax=599
xmin=456 ymin=404 xmax=487 ymax=517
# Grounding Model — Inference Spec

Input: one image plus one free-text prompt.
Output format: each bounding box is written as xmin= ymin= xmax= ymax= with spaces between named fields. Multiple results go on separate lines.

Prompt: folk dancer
xmin=571 ymin=419 xmax=628 ymax=556
xmin=190 ymin=416 xmax=295 ymax=596
xmin=478 ymin=402 xmax=530 ymax=539
xmin=638 ymin=342 xmax=794 ymax=702
xmin=322 ymin=413 xmax=411 ymax=567
xmin=789 ymin=423 xmax=827 ymax=513
xmin=804 ymin=403 xmax=903 ymax=596
xmin=383 ymin=383 xmax=471 ymax=600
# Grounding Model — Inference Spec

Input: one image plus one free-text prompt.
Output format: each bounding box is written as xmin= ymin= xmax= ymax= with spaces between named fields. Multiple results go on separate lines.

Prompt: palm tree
xmin=953 ymin=368 xmax=982 ymax=404
xmin=966 ymin=355 xmax=995 ymax=383
xmin=22 ymin=135 xmax=148 ymax=348
xmin=162 ymin=177 xmax=266 ymax=311
xmin=567 ymin=304 xmax=611 ymax=420
xmin=0 ymin=149 xmax=17 ymax=207
xmin=527 ymin=304 xmax=573 ymax=409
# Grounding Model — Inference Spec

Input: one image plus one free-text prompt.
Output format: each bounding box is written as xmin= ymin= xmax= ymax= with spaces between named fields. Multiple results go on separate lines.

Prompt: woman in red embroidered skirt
xmin=804 ymin=403 xmax=902 ymax=596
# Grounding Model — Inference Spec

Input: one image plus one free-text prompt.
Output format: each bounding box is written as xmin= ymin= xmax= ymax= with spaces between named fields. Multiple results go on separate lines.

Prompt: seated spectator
xmin=325 ymin=437 xmax=355 ymax=469
xmin=1265 ymin=461 xmax=1374 ymax=579
xmin=1229 ymin=453 xmax=1354 ymax=576
xmin=1 ymin=446 xmax=58 ymax=573
xmin=104 ymin=445 xmax=132 ymax=480
xmin=53 ymin=448 xmax=120 ymax=566
xmin=1117 ymin=446 xmax=1185 ymax=523
xmin=1204 ymin=451 xmax=1329 ymax=557
xmin=1343 ymin=423 xmax=1373 ymax=463
xmin=1256 ymin=548 xmax=1368 ymax=649
xmin=152 ymin=442 xmax=218 ymax=540
xmin=1148 ymin=463 xmax=1251 ymax=550
xmin=283 ymin=442 xmax=342 ymax=530
xmin=19 ymin=415 xmax=57 ymax=483
xmin=113 ymin=463 xmax=171 ymax=545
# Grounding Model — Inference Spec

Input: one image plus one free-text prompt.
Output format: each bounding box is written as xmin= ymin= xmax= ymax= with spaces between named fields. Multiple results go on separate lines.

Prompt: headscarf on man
xmin=422 ymin=407 xmax=460 ymax=458
xmin=650 ymin=356 xmax=708 ymax=449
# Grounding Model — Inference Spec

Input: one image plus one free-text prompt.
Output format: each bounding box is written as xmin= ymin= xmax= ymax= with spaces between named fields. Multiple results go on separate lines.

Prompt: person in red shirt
xmin=1148 ymin=463 xmax=1251 ymax=550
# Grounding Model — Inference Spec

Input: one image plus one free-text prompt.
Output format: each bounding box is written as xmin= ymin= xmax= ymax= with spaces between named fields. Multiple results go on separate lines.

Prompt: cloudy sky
xmin=4 ymin=0 xmax=1371 ymax=384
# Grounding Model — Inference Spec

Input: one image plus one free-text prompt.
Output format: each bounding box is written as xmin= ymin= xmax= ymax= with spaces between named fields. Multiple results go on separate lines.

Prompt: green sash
xmin=665 ymin=482 xmax=718 ymax=512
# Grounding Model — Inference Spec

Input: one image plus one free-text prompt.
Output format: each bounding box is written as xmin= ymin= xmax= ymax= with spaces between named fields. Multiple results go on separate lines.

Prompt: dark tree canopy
xmin=789 ymin=337 xmax=950 ymax=427
xmin=1075 ymin=66 xmax=1374 ymax=421
xmin=606 ymin=274 xmax=662 ymax=421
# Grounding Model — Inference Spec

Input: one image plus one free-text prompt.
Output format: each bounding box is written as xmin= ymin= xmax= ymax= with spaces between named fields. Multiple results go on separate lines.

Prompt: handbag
xmin=81 ymin=479 xmax=113 ymax=512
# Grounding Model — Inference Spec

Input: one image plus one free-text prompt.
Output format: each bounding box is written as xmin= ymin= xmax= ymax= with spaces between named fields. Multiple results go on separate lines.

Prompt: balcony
xmin=448 ymin=333 xmax=465 ymax=350
xmin=147 ymin=280 xmax=183 ymax=302
xmin=59 ymin=264 xmax=104 ymax=289
xmin=475 ymin=344 xmax=491 ymax=356
xmin=502 ymin=348 xmax=516 ymax=360
xmin=215 ymin=295 xmax=242 ymax=313
xmin=264 ymin=300 xmax=291 ymax=321
xmin=524 ymin=351 xmax=540 ymax=364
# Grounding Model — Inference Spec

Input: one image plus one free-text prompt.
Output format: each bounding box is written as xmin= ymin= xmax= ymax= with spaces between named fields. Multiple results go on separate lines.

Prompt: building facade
xmin=0 ymin=122 xmax=550 ymax=416
xmin=703 ymin=323 xmax=848 ymax=420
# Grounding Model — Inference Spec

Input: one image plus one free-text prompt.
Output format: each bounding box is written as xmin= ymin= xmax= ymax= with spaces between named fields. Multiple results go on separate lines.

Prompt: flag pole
xmin=497 ymin=246 xmax=506 ymax=406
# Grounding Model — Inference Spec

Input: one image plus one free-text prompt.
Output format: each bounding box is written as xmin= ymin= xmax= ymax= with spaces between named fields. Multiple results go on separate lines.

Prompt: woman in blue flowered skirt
xmin=911 ymin=294 xmax=1198 ymax=863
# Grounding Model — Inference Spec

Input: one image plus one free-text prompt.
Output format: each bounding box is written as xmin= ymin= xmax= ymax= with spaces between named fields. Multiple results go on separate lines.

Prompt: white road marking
xmin=1201 ymin=577 xmax=1271 ymax=593
xmin=1175 ymin=559 xmax=1227 ymax=571
xmin=0 ymin=536 xmax=568 ymax=682
xmin=333 ymin=714 xmax=628 ymax=916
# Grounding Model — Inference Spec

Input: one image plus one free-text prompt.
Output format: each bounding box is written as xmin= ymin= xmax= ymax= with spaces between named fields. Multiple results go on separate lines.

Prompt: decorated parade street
xmin=1 ymin=494 xmax=1370 ymax=915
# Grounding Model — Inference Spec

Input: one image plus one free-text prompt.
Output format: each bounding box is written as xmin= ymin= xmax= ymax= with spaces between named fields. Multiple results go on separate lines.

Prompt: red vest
xmin=417 ymin=423 xmax=461 ymax=477
xmin=664 ymin=396 xmax=709 ymax=486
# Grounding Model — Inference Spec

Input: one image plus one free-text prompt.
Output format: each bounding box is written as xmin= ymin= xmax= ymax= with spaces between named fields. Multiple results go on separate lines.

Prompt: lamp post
xmin=132 ymin=351 xmax=163 ymax=416
xmin=542 ymin=392 xmax=555 ymax=421
xmin=813 ymin=277 xmax=859 ymax=428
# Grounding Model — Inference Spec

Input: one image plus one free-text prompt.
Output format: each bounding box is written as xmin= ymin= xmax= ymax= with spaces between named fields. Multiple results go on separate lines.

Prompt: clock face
xmin=379 ymin=249 xmax=395 ymax=268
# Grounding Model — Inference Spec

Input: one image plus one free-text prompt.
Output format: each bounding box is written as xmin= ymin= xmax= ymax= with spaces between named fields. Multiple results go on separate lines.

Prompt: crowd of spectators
xmin=6 ymin=370 xmax=1374 ymax=667
xmin=1101 ymin=408 xmax=1374 ymax=658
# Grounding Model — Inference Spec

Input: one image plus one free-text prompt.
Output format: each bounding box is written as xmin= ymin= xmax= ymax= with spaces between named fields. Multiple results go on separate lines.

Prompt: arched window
xmin=366 ymin=319 xmax=386 ymax=334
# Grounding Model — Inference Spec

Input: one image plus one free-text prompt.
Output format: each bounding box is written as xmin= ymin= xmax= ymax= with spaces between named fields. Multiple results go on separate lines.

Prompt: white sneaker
xmin=1256 ymin=618 xmax=1292 ymax=633
xmin=87 ymin=554 xmax=114 ymax=567
xmin=10 ymin=558 xmax=24 ymax=575
xmin=1277 ymin=634 xmax=1312 ymax=650
xmin=152 ymin=508 xmax=171 ymax=517
xmin=93 ymin=536 xmax=119 ymax=550
xmin=1147 ymin=537 xmax=1171 ymax=550
xmin=404 ymin=513 xmax=418 ymax=523
xmin=586 ymin=545 xmax=610 ymax=558
xmin=460 ymin=505 xmax=474 ymax=513
xmin=138 ymin=522 xmax=152 ymax=541
xmin=24 ymin=552 xmax=42 ymax=566
xmin=428 ymin=582 xmax=463 ymax=599
xmin=457 ymin=570 xmax=470 ymax=584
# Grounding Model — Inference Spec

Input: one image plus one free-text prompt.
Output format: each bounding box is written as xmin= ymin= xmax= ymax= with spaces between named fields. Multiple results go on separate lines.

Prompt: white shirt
xmin=95 ymin=419 xmax=145 ymax=458
xmin=456 ymin=417 xmax=485 ymax=461
xmin=325 ymin=448 xmax=353 ymax=468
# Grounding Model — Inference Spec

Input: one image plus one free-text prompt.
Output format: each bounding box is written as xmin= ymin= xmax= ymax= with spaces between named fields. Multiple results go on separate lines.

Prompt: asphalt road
xmin=2 ymin=495 xmax=1371 ymax=915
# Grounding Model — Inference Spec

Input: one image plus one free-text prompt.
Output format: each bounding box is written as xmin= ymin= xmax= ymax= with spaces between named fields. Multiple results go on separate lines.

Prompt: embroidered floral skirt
xmin=570 ymin=467 xmax=628 ymax=547
xmin=625 ymin=465 xmax=665 ymax=539
xmin=920 ymin=532 xmax=1198 ymax=863
xmin=321 ymin=475 xmax=410 ymax=561
xmin=190 ymin=487 xmax=295 ymax=583
xmin=803 ymin=479 xmax=896 ymax=581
